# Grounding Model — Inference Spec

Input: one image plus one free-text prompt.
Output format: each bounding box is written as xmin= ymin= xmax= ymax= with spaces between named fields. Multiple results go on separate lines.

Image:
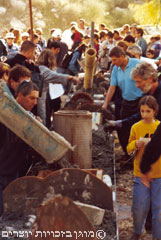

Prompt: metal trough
xmin=0 ymin=80 xmax=73 ymax=163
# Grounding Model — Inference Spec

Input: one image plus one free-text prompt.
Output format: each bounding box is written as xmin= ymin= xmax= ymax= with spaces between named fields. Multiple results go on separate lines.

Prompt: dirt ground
xmin=0 ymin=124 xmax=153 ymax=240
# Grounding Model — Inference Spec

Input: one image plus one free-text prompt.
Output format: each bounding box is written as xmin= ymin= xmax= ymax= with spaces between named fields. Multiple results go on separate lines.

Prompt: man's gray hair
xmin=131 ymin=61 xmax=158 ymax=82
xmin=127 ymin=45 xmax=142 ymax=55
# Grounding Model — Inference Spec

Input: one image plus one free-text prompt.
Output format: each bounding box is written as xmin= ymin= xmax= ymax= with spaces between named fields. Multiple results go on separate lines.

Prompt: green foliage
xmin=131 ymin=0 xmax=161 ymax=25
xmin=0 ymin=0 xmax=159 ymax=38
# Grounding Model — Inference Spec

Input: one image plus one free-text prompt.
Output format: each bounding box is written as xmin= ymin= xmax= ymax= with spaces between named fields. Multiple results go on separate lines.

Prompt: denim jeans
xmin=132 ymin=177 xmax=161 ymax=239
xmin=0 ymin=174 xmax=18 ymax=216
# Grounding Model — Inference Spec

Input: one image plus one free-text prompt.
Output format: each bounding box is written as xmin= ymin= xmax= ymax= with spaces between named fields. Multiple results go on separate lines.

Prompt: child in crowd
xmin=127 ymin=95 xmax=161 ymax=240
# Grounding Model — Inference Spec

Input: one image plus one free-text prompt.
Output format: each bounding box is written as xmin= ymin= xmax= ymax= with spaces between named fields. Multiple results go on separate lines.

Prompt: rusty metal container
xmin=53 ymin=110 xmax=92 ymax=168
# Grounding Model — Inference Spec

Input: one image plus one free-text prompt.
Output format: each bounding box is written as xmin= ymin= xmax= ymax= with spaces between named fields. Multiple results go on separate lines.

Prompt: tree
xmin=0 ymin=0 xmax=158 ymax=38
xmin=131 ymin=0 xmax=161 ymax=25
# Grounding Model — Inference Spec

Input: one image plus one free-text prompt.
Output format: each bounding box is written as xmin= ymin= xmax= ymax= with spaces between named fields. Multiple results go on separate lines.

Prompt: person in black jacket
xmin=5 ymin=41 xmax=42 ymax=116
xmin=0 ymin=81 xmax=39 ymax=217
xmin=140 ymin=122 xmax=161 ymax=179
xmin=5 ymin=40 xmax=36 ymax=71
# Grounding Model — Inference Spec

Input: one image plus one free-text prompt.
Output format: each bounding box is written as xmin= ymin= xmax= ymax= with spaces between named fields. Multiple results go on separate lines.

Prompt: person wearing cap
xmin=47 ymin=28 xmax=56 ymax=48
xmin=36 ymin=27 xmax=46 ymax=49
xmin=21 ymin=32 xmax=30 ymax=43
xmin=5 ymin=32 xmax=19 ymax=60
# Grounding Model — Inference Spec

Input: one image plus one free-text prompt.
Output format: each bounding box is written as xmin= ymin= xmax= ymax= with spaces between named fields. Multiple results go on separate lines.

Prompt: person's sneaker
xmin=129 ymin=233 xmax=141 ymax=240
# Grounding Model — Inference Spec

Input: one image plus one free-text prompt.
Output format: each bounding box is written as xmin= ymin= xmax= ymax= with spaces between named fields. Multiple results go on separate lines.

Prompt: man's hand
xmin=72 ymin=76 xmax=82 ymax=84
xmin=68 ymin=76 xmax=82 ymax=85
xmin=102 ymin=103 xmax=107 ymax=109
xmin=104 ymin=120 xmax=122 ymax=131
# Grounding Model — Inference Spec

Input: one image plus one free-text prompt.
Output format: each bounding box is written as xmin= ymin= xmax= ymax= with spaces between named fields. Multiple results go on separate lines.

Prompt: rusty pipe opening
xmin=86 ymin=48 xmax=96 ymax=56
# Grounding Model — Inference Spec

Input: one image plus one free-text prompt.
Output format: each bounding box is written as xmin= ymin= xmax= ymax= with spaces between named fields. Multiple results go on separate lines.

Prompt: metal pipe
xmin=29 ymin=0 xmax=34 ymax=42
xmin=83 ymin=48 xmax=96 ymax=90
xmin=90 ymin=21 xmax=94 ymax=48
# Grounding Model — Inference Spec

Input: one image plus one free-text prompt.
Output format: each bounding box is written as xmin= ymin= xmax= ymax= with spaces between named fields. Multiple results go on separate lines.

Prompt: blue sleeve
xmin=139 ymin=39 xmax=147 ymax=55
xmin=110 ymin=66 xmax=117 ymax=86
xmin=68 ymin=51 xmax=80 ymax=75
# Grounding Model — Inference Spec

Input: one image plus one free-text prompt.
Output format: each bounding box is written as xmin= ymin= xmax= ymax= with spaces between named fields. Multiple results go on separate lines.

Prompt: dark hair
xmin=20 ymin=40 xmax=36 ymax=52
xmin=99 ymin=23 xmax=105 ymax=28
xmin=49 ymin=41 xmax=60 ymax=49
xmin=139 ymin=95 xmax=159 ymax=116
xmin=84 ymin=35 xmax=90 ymax=39
xmin=99 ymin=30 xmax=107 ymax=39
xmin=136 ymin=28 xmax=144 ymax=37
xmin=33 ymin=33 xmax=39 ymax=40
xmin=27 ymin=28 xmax=36 ymax=35
xmin=16 ymin=80 xmax=39 ymax=97
xmin=71 ymin=26 xmax=76 ymax=31
xmin=146 ymin=49 xmax=155 ymax=55
xmin=76 ymin=43 xmax=87 ymax=54
xmin=94 ymin=33 xmax=99 ymax=41
xmin=107 ymin=31 xmax=114 ymax=38
xmin=124 ymin=35 xmax=135 ymax=43
xmin=117 ymin=40 xmax=128 ymax=52
xmin=114 ymin=30 xmax=119 ymax=35
xmin=109 ymin=46 xmax=126 ymax=57
xmin=8 ymin=65 xmax=31 ymax=83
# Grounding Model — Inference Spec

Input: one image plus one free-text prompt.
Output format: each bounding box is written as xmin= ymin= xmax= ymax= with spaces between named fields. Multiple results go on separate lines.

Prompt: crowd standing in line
xmin=0 ymin=21 xmax=160 ymax=239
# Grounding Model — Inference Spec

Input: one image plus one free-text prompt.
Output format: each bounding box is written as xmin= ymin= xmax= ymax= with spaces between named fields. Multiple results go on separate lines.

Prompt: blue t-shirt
xmin=110 ymin=58 xmax=143 ymax=101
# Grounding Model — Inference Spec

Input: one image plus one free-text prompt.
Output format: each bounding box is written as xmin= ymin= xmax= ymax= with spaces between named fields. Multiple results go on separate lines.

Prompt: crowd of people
xmin=0 ymin=19 xmax=161 ymax=240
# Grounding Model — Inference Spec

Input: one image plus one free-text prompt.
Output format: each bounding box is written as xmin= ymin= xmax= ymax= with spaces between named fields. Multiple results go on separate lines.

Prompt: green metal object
xmin=0 ymin=80 xmax=73 ymax=163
